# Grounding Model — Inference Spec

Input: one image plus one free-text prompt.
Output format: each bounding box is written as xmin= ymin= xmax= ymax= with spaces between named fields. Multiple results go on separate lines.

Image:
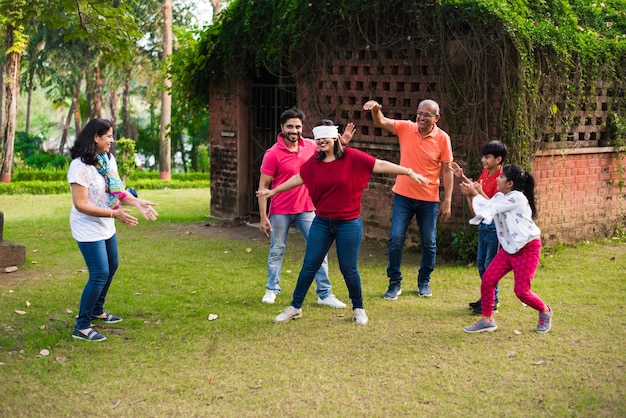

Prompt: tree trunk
xmin=121 ymin=66 xmax=131 ymax=138
xmin=110 ymin=87 xmax=118 ymax=135
xmin=73 ymin=84 xmax=81 ymax=133
xmin=25 ymin=67 xmax=34 ymax=134
xmin=1 ymin=26 xmax=20 ymax=184
xmin=85 ymin=68 xmax=95 ymax=120
xmin=211 ymin=0 xmax=222 ymax=17
xmin=0 ymin=62 xmax=4 ymax=144
xmin=159 ymin=0 xmax=172 ymax=180
xmin=58 ymin=99 xmax=75 ymax=155
xmin=94 ymin=62 xmax=103 ymax=118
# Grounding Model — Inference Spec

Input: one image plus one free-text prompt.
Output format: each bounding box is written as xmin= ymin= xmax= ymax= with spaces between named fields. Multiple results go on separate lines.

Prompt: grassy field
xmin=0 ymin=189 xmax=624 ymax=417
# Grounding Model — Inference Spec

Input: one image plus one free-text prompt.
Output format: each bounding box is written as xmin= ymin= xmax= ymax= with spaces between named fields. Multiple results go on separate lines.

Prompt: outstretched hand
xmin=450 ymin=162 xmax=464 ymax=178
xmin=135 ymin=199 xmax=158 ymax=221
xmin=340 ymin=122 xmax=357 ymax=145
xmin=409 ymin=172 xmax=431 ymax=185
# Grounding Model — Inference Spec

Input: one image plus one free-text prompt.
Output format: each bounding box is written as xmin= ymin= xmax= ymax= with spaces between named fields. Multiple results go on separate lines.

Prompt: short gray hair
xmin=418 ymin=99 xmax=440 ymax=116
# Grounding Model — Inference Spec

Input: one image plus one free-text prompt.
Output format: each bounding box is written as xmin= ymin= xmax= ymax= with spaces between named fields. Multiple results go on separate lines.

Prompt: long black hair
xmin=69 ymin=118 xmax=113 ymax=165
xmin=314 ymin=119 xmax=345 ymax=161
xmin=502 ymin=164 xmax=538 ymax=219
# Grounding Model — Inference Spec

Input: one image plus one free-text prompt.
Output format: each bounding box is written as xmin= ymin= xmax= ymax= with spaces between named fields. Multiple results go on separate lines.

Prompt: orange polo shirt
xmin=392 ymin=120 xmax=453 ymax=202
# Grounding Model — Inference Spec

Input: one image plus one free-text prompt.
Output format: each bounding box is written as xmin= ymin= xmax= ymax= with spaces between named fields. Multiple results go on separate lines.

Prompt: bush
xmin=450 ymin=227 xmax=478 ymax=265
xmin=0 ymin=179 xmax=211 ymax=195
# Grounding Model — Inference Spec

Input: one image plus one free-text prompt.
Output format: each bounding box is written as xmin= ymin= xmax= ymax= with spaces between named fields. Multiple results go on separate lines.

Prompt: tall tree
xmin=159 ymin=0 xmax=172 ymax=180
xmin=1 ymin=21 xmax=27 ymax=183
xmin=0 ymin=0 xmax=141 ymax=182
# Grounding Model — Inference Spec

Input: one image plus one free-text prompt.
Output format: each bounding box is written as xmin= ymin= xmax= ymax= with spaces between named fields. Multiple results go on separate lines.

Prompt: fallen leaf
xmin=0 ymin=362 xmax=5 ymax=365
xmin=513 ymin=330 xmax=522 ymax=335
xmin=245 ymin=248 xmax=252 ymax=253
xmin=31 ymin=261 xmax=39 ymax=264
xmin=8 ymin=290 xmax=14 ymax=293
xmin=15 ymin=310 xmax=27 ymax=315
xmin=507 ymin=350 xmax=515 ymax=357
xmin=154 ymin=319 xmax=161 ymax=325
xmin=38 ymin=349 xmax=50 ymax=357
xmin=26 ymin=301 xmax=31 ymax=308
xmin=5 ymin=266 xmax=18 ymax=273
xmin=66 ymin=309 xmax=73 ymax=314
xmin=208 ymin=314 xmax=218 ymax=321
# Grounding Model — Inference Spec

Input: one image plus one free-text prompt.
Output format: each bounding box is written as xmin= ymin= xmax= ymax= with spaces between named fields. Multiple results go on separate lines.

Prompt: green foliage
xmin=24 ymin=151 xmax=69 ymax=170
xmin=0 ymin=178 xmax=210 ymax=195
xmin=197 ymin=144 xmax=210 ymax=173
xmin=187 ymin=0 xmax=626 ymax=165
xmin=14 ymin=131 xmax=43 ymax=159
xmin=0 ymin=180 xmax=69 ymax=195
xmin=115 ymin=137 xmax=137 ymax=184
xmin=450 ymin=227 xmax=479 ymax=265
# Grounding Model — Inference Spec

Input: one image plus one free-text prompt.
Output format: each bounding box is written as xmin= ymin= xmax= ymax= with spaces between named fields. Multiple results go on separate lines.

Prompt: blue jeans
xmin=266 ymin=212 xmax=332 ymax=299
xmin=291 ymin=216 xmax=363 ymax=309
xmin=477 ymin=221 xmax=499 ymax=300
xmin=75 ymin=235 xmax=119 ymax=330
xmin=387 ymin=194 xmax=438 ymax=287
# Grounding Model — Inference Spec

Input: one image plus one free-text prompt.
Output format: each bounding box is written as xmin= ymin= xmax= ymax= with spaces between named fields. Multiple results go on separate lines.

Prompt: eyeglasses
xmin=416 ymin=111 xmax=436 ymax=118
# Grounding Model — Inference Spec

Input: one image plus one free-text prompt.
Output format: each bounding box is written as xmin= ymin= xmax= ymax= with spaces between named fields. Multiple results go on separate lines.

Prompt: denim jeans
xmin=477 ymin=221 xmax=499 ymax=299
xmin=387 ymin=194 xmax=439 ymax=287
xmin=75 ymin=235 xmax=119 ymax=330
xmin=266 ymin=212 xmax=332 ymax=299
xmin=291 ymin=216 xmax=363 ymax=309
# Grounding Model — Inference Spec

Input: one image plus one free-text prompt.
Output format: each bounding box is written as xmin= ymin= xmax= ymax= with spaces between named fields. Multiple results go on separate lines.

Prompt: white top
xmin=67 ymin=156 xmax=117 ymax=242
xmin=469 ymin=191 xmax=541 ymax=254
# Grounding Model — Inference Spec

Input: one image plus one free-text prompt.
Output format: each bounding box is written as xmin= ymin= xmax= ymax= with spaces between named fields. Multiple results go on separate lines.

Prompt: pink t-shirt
xmin=300 ymin=148 xmax=376 ymax=220
xmin=392 ymin=120 xmax=453 ymax=202
xmin=260 ymin=133 xmax=316 ymax=215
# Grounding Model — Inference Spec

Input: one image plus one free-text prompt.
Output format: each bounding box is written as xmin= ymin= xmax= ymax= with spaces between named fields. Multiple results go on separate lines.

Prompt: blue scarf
xmin=96 ymin=153 xmax=127 ymax=210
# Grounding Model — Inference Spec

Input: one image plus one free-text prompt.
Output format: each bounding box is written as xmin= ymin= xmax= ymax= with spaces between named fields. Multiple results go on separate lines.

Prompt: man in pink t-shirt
xmin=363 ymin=99 xmax=454 ymax=300
xmin=257 ymin=108 xmax=354 ymax=308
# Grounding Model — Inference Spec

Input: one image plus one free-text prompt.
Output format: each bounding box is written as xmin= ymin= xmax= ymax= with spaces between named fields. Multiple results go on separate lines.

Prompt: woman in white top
xmin=462 ymin=164 xmax=552 ymax=334
xmin=68 ymin=118 xmax=158 ymax=341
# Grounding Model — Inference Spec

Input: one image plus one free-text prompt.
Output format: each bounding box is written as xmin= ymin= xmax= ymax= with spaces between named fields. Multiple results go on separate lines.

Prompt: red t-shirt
xmin=477 ymin=166 xmax=502 ymax=199
xmin=299 ymin=148 xmax=376 ymax=220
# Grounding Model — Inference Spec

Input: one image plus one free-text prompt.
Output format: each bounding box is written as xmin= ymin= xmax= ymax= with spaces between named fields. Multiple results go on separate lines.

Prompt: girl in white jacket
xmin=463 ymin=164 xmax=552 ymax=333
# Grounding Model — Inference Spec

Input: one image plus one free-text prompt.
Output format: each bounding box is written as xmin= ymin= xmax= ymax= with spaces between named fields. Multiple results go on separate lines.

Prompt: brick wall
xmin=209 ymin=48 xmax=625 ymax=245
xmin=533 ymin=148 xmax=625 ymax=244
xmin=209 ymin=85 xmax=250 ymax=218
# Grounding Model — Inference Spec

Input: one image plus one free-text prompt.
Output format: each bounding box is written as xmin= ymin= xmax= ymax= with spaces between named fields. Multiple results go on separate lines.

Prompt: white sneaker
xmin=262 ymin=290 xmax=277 ymax=304
xmin=317 ymin=294 xmax=347 ymax=309
xmin=274 ymin=306 xmax=302 ymax=323
xmin=353 ymin=308 xmax=368 ymax=326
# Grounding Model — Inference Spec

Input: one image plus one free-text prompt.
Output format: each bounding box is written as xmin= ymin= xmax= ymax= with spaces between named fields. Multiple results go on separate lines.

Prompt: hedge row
xmin=0 ymin=179 xmax=211 ymax=195
xmin=13 ymin=170 xmax=210 ymax=182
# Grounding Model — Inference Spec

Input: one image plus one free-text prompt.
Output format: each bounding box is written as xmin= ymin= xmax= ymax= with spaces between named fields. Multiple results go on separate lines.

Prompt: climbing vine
xmin=185 ymin=0 xmax=626 ymax=167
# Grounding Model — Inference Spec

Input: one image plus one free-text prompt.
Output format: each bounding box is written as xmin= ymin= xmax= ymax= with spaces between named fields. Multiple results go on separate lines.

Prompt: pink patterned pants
xmin=481 ymin=239 xmax=546 ymax=317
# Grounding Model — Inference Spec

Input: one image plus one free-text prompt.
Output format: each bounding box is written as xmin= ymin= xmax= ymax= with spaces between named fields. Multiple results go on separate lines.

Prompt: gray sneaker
xmin=418 ymin=283 xmax=432 ymax=297
xmin=464 ymin=318 xmax=498 ymax=333
xmin=384 ymin=283 xmax=402 ymax=300
xmin=274 ymin=306 xmax=302 ymax=323
xmin=536 ymin=307 xmax=553 ymax=333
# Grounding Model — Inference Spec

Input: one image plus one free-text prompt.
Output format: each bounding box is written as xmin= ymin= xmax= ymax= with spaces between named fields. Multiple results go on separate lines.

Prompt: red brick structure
xmin=209 ymin=46 xmax=625 ymax=246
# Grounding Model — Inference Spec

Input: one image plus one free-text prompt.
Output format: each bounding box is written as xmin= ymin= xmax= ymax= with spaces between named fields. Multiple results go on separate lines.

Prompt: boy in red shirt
xmin=451 ymin=140 xmax=508 ymax=314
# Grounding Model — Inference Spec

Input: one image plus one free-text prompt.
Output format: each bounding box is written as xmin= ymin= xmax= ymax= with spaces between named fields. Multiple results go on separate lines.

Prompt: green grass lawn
xmin=0 ymin=190 xmax=624 ymax=417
